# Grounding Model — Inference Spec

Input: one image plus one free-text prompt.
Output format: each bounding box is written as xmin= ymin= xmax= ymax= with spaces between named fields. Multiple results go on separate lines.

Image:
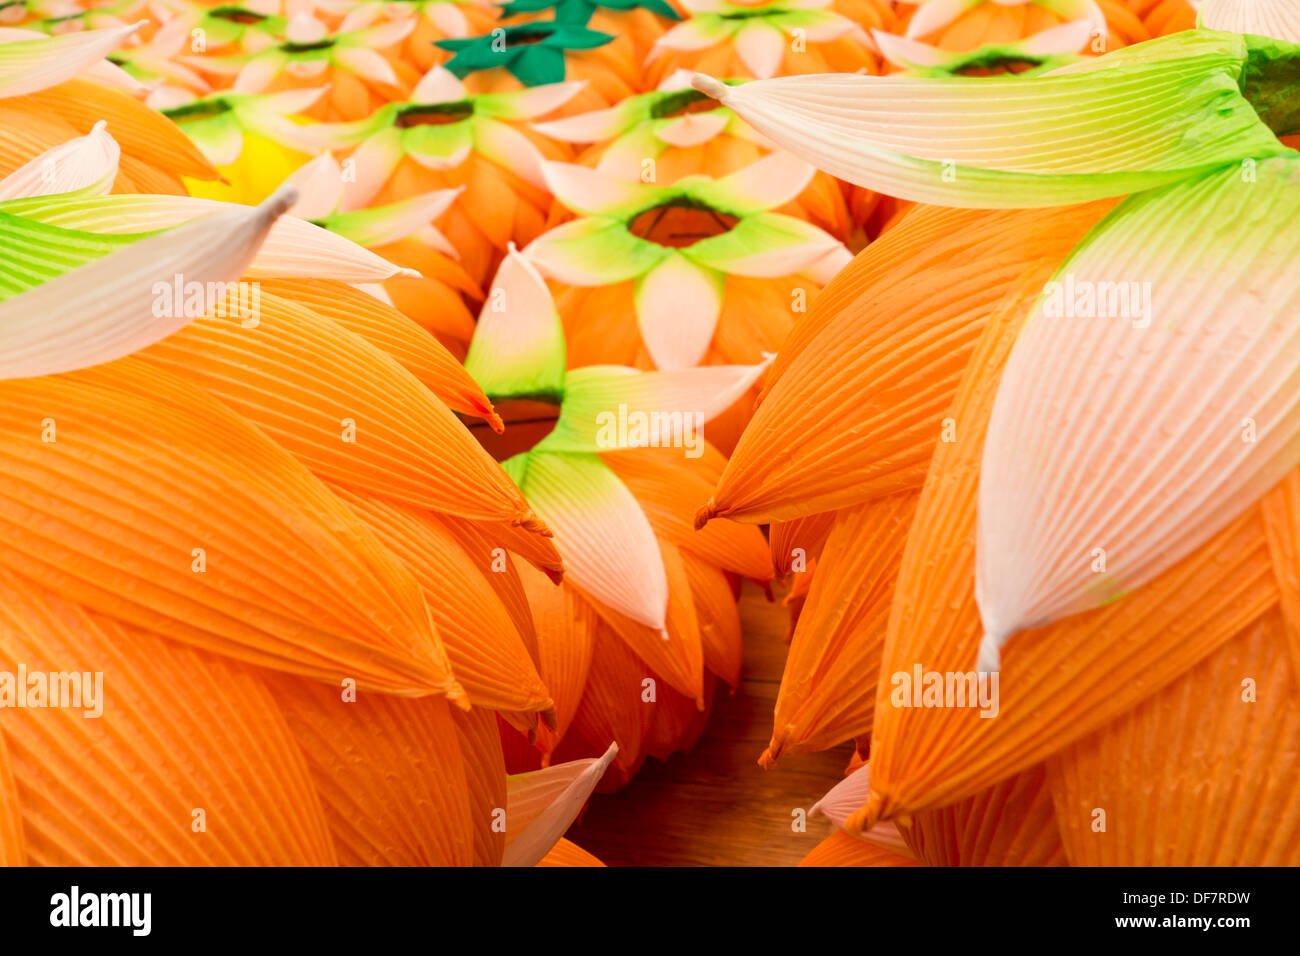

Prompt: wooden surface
xmin=568 ymin=582 xmax=853 ymax=866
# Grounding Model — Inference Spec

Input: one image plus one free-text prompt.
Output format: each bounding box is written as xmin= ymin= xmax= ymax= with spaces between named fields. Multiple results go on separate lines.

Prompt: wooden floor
xmin=568 ymin=582 xmax=853 ymax=866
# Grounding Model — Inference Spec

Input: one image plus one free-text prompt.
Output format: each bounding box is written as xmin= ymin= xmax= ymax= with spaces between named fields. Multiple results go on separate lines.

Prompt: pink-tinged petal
xmin=654 ymin=111 xmax=729 ymax=148
xmin=7 ymin=194 xmax=418 ymax=282
xmin=526 ymin=216 xmax=667 ymax=286
xmin=502 ymin=743 xmax=618 ymax=866
xmin=976 ymin=156 xmax=1300 ymax=671
xmin=694 ymin=149 xmax=815 ymax=214
xmin=334 ymin=46 xmax=400 ymax=86
xmin=287 ymin=13 xmax=330 ymax=44
xmin=233 ymin=50 xmax=289 ymax=94
xmin=472 ymin=116 xmax=547 ymax=189
xmin=656 ymin=69 xmax=700 ymax=92
xmin=412 ymin=64 xmax=466 ymax=105
xmin=0 ymin=187 xmax=296 ymax=380
xmin=284 ymin=152 xmax=344 ymax=219
xmin=326 ymin=187 xmax=462 ymax=247
xmin=594 ymin=125 xmax=663 ymax=178
xmin=509 ymin=451 xmax=669 ymax=631
xmin=651 ymin=19 xmax=734 ymax=57
xmin=871 ymin=29 xmax=955 ymax=70
xmin=337 ymin=5 xmax=381 ymax=33
xmin=354 ymin=16 xmax=417 ymax=49
xmin=0 ymin=23 xmax=143 ymax=99
xmin=734 ymin=22 xmax=785 ymax=80
xmin=532 ymin=104 xmax=628 ymax=143
xmin=800 ymin=13 xmax=862 ymax=43
xmin=634 ymin=252 xmax=723 ymax=370
xmin=285 ymin=59 xmax=329 ymax=82
xmin=546 ymin=356 xmax=774 ymax=451
xmin=1199 ymin=0 xmax=1300 ymax=41
xmin=0 ymin=121 xmax=118 ymax=200
xmin=340 ymin=126 xmax=404 ymax=210
xmin=810 ymin=764 xmax=916 ymax=857
xmin=78 ymin=54 xmax=148 ymax=94
xmin=679 ymin=0 xmax=731 ymax=10
xmin=254 ymin=85 xmax=331 ymax=118
xmin=1018 ymin=19 xmax=1095 ymax=55
xmin=801 ymin=243 xmax=852 ymax=285
xmin=147 ymin=85 xmax=200 ymax=113
xmin=181 ymin=54 xmax=247 ymax=79
xmin=414 ymin=223 xmax=459 ymax=258
xmin=465 ymin=244 xmax=567 ymax=401
xmin=905 ymin=0 xmax=984 ymax=38
xmin=429 ymin=2 xmax=470 ymax=37
xmin=686 ymin=213 xmax=843 ymax=278
xmin=541 ymin=160 xmax=662 ymax=217
xmin=478 ymin=81 xmax=587 ymax=121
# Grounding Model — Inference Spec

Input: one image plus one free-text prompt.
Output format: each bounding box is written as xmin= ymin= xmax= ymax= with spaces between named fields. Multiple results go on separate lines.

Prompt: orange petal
xmin=260 ymin=278 xmax=501 ymax=428
xmin=603 ymin=446 xmax=773 ymax=581
xmin=1048 ymin=611 xmax=1300 ymax=864
xmin=267 ymin=673 xmax=474 ymax=866
xmin=518 ymin=566 xmax=598 ymax=754
xmin=451 ymin=706 xmax=508 ymax=866
xmin=856 ymin=266 xmax=1277 ymax=830
xmin=0 ymin=730 xmax=24 ymax=866
xmin=679 ymin=549 xmax=742 ymax=689
xmin=536 ymin=838 xmax=605 ymax=866
xmin=15 ymin=78 xmax=215 ymax=181
xmin=0 ymin=360 xmax=459 ymax=697
xmin=901 ymin=764 xmax=1066 ymax=866
xmin=137 ymin=290 xmax=540 ymax=527
xmin=1258 ymin=473 xmax=1300 ymax=681
xmin=770 ymin=510 xmax=836 ymax=577
xmin=331 ymin=486 xmax=553 ymax=718
xmin=577 ymin=535 xmax=706 ymax=707
xmin=437 ymin=515 xmax=553 ymax=653
xmin=799 ymin=830 xmax=920 ymax=867
xmin=0 ymin=575 xmax=336 ymax=865
xmin=567 ymin=618 xmax=657 ymax=786
xmin=765 ymin=493 xmax=917 ymax=764
xmin=705 ymin=202 xmax=1111 ymax=525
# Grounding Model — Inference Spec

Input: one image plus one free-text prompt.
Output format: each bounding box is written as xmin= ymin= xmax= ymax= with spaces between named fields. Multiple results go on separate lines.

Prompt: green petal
xmin=0 ymin=212 xmax=141 ymax=301
xmin=691 ymin=31 xmax=1291 ymax=208
xmin=464 ymin=246 xmax=568 ymax=402
xmin=525 ymin=217 xmax=668 ymax=285
xmin=1239 ymin=32 xmax=1300 ymax=137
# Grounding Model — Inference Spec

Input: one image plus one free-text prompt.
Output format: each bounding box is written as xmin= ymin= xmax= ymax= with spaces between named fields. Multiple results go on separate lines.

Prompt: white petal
xmin=0 ymin=187 xmax=297 ymax=380
xmin=0 ymin=121 xmax=118 ymax=200
xmin=502 ymin=743 xmax=618 ymax=867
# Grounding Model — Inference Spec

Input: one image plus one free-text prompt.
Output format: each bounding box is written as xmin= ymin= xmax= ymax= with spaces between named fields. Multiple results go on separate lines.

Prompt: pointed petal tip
xmin=262 ymin=184 xmax=301 ymax=219
xmin=843 ymin=789 xmax=884 ymax=835
xmin=693 ymin=498 xmax=717 ymax=530
xmin=512 ymin=510 xmax=555 ymax=538
xmin=690 ymin=73 xmax=730 ymax=102
xmin=976 ymin=629 xmax=1005 ymax=675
